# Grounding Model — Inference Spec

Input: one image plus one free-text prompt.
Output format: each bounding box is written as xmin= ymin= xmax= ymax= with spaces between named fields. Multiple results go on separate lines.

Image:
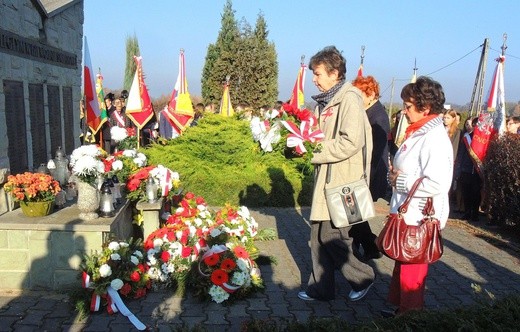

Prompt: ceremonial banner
xmin=219 ymin=82 xmax=234 ymax=117
xmin=469 ymin=55 xmax=506 ymax=173
xmin=83 ymin=37 xmax=106 ymax=134
xmin=288 ymin=62 xmax=306 ymax=110
xmin=126 ymin=56 xmax=154 ymax=129
xmin=357 ymin=63 xmax=363 ymax=77
xmin=95 ymin=70 xmax=108 ymax=127
xmin=164 ymin=50 xmax=194 ymax=134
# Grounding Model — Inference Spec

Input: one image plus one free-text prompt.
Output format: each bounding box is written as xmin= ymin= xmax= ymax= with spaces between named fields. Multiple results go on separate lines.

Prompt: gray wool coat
xmin=310 ymin=82 xmax=373 ymax=221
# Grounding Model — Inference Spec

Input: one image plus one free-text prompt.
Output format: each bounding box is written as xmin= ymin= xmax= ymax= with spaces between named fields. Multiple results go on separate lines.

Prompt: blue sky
xmin=84 ymin=0 xmax=520 ymax=107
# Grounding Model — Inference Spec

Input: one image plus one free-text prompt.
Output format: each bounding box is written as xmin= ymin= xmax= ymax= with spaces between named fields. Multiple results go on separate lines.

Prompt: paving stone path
xmin=1 ymin=200 xmax=519 ymax=331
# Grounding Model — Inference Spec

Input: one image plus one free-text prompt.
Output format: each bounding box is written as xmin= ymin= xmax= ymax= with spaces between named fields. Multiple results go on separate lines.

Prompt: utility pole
xmin=388 ymin=77 xmax=395 ymax=123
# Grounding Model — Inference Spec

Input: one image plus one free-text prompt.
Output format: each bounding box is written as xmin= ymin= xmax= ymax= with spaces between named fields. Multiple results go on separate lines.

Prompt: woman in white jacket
xmin=384 ymin=76 xmax=453 ymax=316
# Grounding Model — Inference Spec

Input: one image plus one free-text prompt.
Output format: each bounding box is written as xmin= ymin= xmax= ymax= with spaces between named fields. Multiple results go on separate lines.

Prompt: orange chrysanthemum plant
xmin=4 ymin=172 xmax=61 ymax=203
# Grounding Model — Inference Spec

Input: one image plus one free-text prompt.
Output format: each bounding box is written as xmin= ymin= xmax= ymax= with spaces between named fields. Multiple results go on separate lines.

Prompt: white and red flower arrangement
xmin=143 ymin=192 xmax=263 ymax=303
xmin=125 ymin=164 xmax=180 ymax=203
xmin=80 ymin=239 xmax=149 ymax=330
xmin=249 ymin=103 xmax=324 ymax=158
xmin=101 ymin=149 xmax=147 ymax=184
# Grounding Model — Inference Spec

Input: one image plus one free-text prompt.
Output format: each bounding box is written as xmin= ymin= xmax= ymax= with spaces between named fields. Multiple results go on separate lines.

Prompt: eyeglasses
xmin=403 ymin=103 xmax=413 ymax=111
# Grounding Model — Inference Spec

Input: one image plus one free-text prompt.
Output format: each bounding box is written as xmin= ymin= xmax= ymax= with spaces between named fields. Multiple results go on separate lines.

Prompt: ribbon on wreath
xmin=281 ymin=120 xmax=324 ymax=154
xmin=81 ymin=273 xmax=146 ymax=330
xmin=151 ymin=165 xmax=177 ymax=197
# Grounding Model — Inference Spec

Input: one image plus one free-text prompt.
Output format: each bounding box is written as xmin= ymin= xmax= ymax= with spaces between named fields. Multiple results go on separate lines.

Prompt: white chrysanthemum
xmin=236 ymin=258 xmax=249 ymax=272
xmin=134 ymin=157 xmax=146 ymax=167
xmin=171 ymin=171 xmax=179 ymax=180
xmin=99 ymin=264 xmax=112 ymax=277
xmin=110 ymin=253 xmax=121 ymax=261
xmin=210 ymin=228 xmax=222 ymax=237
xmin=112 ymin=160 xmax=123 ymax=171
xmin=110 ymin=278 xmax=124 ymax=291
xmin=122 ymin=149 xmax=137 ymax=157
xmin=108 ymin=242 xmax=120 ymax=251
xmin=147 ymin=250 xmax=157 ymax=266
xmin=209 ymin=285 xmax=230 ymax=303
xmin=70 ymin=145 xmax=101 ymax=166
xmin=147 ymin=267 xmax=160 ymax=280
xmin=153 ymin=238 xmax=164 ymax=249
xmin=170 ymin=242 xmax=183 ymax=257
xmin=189 ymin=225 xmax=197 ymax=236
xmin=119 ymin=241 xmax=129 ymax=248
xmin=133 ymin=250 xmax=143 ymax=258
xmin=130 ymin=255 xmax=139 ymax=265
xmin=161 ymin=262 xmax=174 ymax=274
xmin=110 ymin=126 xmax=128 ymax=142
xmin=193 ymin=217 xmax=203 ymax=227
xmin=72 ymin=155 xmax=100 ymax=176
xmin=175 ymin=207 xmax=184 ymax=214
xmin=231 ymin=271 xmax=249 ymax=286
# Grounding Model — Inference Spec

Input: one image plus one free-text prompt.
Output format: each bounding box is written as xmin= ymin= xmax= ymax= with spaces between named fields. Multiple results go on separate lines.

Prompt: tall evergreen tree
xmin=201 ymin=0 xmax=239 ymax=104
xmin=123 ymin=34 xmax=140 ymax=91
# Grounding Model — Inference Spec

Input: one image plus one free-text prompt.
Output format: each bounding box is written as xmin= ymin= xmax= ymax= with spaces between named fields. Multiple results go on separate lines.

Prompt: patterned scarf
xmin=311 ymin=80 xmax=345 ymax=113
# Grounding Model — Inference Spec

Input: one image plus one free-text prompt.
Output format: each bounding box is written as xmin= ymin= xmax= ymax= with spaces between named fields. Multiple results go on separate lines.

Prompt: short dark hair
xmin=400 ymin=76 xmax=445 ymax=115
xmin=308 ymin=46 xmax=346 ymax=80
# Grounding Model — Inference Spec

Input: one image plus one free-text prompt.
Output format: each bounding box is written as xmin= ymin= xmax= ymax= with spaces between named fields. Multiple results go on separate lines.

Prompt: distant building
xmin=0 ymin=0 xmax=83 ymax=174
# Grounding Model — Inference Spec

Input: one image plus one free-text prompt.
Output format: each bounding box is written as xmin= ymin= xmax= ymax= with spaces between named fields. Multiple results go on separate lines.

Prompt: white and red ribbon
xmin=281 ymin=120 xmax=324 ymax=154
xmin=107 ymin=286 xmax=146 ymax=330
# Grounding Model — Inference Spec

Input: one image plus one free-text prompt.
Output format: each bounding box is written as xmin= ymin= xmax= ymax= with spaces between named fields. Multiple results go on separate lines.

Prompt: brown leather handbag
xmin=376 ymin=177 xmax=443 ymax=264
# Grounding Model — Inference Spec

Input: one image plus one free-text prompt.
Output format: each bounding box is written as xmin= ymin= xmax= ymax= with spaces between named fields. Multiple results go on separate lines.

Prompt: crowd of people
xmin=78 ymin=45 xmax=518 ymax=319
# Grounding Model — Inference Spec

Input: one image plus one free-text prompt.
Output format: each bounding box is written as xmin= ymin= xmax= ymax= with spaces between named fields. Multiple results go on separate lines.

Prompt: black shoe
xmin=363 ymin=250 xmax=383 ymax=261
xmin=380 ymin=309 xmax=397 ymax=318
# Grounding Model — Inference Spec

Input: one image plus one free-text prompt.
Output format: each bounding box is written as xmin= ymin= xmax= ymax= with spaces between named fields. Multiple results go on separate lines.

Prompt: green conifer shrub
xmin=144 ymin=114 xmax=313 ymax=207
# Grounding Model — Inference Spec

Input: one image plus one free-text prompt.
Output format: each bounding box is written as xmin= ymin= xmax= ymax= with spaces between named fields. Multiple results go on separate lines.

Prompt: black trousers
xmin=460 ymin=172 xmax=481 ymax=218
xmin=349 ymin=221 xmax=379 ymax=256
xmin=306 ymin=221 xmax=375 ymax=300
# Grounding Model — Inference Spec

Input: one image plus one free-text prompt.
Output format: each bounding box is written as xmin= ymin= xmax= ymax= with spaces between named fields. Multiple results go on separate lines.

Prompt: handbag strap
xmin=398 ymin=176 xmax=435 ymax=216
xmin=325 ymin=110 xmax=368 ymax=184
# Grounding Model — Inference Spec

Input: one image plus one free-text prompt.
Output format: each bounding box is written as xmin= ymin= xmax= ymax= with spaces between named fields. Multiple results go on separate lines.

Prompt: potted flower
xmin=4 ymin=172 xmax=61 ymax=217
xmin=69 ymin=145 xmax=106 ymax=219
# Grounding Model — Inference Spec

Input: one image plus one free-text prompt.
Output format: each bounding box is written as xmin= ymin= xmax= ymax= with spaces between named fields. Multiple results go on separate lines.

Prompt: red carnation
xmin=130 ymin=271 xmax=141 ymax=282
xmin=137 ymin=264 xmax=146 ymax=273
xmin=161 ymin=251 xmax=171 ymax=262
xmin=184 ymin=192 xmax=195 ymax=200
xmin=210 ymin=269 xmax=229 ymax=286
xmin=135 ymin=288 xmax=147 ymax=299
xmin=120 ymin=283 xmax=132 ymax=296
xmin=195 ymin=196 xmax=206 ymax=205
xmin=221 ymin=258 xmax=236 ymax=271
xmin=126 ymin=179 xmax=141 ymax=191
xmin=181 ymin=246 xmax=192 ymax=258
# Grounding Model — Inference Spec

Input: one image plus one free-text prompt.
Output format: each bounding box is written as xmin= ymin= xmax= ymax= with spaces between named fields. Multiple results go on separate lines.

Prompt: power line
xmin=489 ymin=47 xmax=520 ymax=60
xmin=425 ymin=45 xmax=482 ymax=76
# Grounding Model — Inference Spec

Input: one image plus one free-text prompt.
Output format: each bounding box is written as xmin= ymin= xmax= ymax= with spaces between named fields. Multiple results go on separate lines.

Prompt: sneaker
xmin=348 ymin=282 xmax=373 ymax=301
xmin=297 ymin=291 xmax=316 ymax=301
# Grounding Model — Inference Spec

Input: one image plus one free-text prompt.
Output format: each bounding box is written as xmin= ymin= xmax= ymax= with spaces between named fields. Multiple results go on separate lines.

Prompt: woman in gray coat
xmin=298 ymin=46 xmax=375 ymax=302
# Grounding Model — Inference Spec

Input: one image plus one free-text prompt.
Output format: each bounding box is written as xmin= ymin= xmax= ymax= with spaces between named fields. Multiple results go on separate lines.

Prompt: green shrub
xmin=485 ymin=133 xmax=520 ymax=230
xmin=144 ymin=114 xmax=313 ymax=207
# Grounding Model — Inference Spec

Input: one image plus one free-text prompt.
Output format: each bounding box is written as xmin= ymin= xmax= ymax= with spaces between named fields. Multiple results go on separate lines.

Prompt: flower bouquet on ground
xmin=190 ymin=232 xmax=263 ymax=303
xmin=79 ymin=239 xmax=149 ymax=329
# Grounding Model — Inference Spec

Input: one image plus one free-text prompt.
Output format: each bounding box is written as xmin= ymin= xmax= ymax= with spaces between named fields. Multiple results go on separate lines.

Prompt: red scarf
xmin=404 ymin=115 xmax=438 ymax=140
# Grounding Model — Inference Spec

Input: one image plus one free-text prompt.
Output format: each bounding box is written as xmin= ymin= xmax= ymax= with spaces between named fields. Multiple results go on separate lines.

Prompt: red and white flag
xmin=126 ymin=56 xmax=154 ymax=130
xmin=288 ymin=62 xmax=306 ymax=110
xmin=469 ymin=55 xmax=506 ymax=173
xmin=164 ymin=49 xmax=194 ymax=133
xmin=83 ymin=37 xmax=106 ymax=135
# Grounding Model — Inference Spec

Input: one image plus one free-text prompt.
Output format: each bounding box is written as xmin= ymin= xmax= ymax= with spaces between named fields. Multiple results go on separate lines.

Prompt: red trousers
xmin=387 ymin=261 xmax=429 ymax=313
